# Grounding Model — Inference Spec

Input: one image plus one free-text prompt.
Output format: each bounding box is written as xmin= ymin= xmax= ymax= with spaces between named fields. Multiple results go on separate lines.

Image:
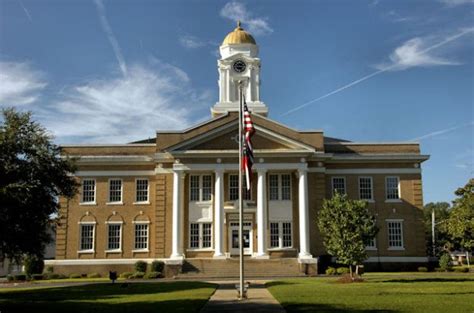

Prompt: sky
xmin=0 ymin=0 xmax=473 ymax=204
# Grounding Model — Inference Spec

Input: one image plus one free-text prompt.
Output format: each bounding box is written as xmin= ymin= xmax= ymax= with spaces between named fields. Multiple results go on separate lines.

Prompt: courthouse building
xmin=49 ymin=23 xmax=430 ymax=276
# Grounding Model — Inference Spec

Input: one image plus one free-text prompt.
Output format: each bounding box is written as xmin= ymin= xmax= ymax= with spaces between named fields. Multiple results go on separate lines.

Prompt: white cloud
xmin=0 ymin=61 xmax=47 ymax=106
xmin=439 ymin=0 xmax=474 ymax=6
xmin=93 ymin=0 xmax=127 ymax=76
xmin=375 ymin=28 xmax=474 ymax=71
xmin=220 ymin=1 xmax=273 ymax=36
xmin=38 ymin=59 xmax=211 ymax=143
xmin=179 ymin=35 xmax=206 ymax=49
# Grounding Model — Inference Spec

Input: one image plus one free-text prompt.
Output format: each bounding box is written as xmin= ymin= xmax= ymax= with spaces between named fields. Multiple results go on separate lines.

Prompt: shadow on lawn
xmin=0 ymin=282 xmax=215 ymax=313
xmin=381 ymin=278 xmax=474 ymax=283
xmin=284 ymin=304 xmax=399 ymax=313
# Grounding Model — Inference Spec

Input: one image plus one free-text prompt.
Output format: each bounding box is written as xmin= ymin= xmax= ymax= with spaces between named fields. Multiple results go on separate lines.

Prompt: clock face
xmin=233 ymin=60 xmax=247 ymax=73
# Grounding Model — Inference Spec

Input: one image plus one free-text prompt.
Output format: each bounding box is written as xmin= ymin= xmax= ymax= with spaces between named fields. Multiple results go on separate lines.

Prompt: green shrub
xmin=6 ymin=275 xmax=14 ymax=282
xmin=417 ymin=266 xmax=428 ymax=272
xmin=31 ymin=274 xmax=44 ymax=280
xmin=134 ymin=261 xmax=147 ymax=273
xmin=119 ymin=272 xmax=134 ymax=279
xmin=325 ymin=267 xmax=336 ymax=275
xmin=13 ymin=274 xmax=27 ymax=281
xmin=454 ymin=267 xmax=469 ymax=273
xmin=131 ymin=271 xmax=145 ymax=279
xmin=439 ymin=254 xmax=452 ymax=271
xmin=45 ymin=266 xmax=54 ymax=273
xmin=336 ymin=267 xmax=350 ymax=275
xmin=69 ymin=273 xmax=82 ymax=279
xmin=87 ymin=272 xmax=101 ymax=278
xmin=144 ymin=271 xmax=160 ymax=279
xmin=151 ymin=260 xmax=165 ymax=273
xmin=23 ymin=255 xmax=44 ymax=277
xmin=45 ymin=273 xmax=66 ymax=280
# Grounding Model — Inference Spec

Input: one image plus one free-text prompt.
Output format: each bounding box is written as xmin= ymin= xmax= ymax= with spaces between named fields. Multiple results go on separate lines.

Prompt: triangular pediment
xmin=166 ymin=119 xmax=316 ymax=153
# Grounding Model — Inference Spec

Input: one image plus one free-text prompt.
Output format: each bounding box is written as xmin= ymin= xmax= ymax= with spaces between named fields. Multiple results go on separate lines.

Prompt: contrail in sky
xmin=281 ymin=27 xmax=474 ymax=117
xmin=93 ymin=0 xmax=127 ymax=76
xmin=408 ymin=121 xmax=473 ymax=141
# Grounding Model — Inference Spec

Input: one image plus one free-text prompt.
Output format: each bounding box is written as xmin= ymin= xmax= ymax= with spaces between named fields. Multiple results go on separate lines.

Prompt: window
xmin=190 ymin=175 xmax=212 ymax=202
xmin=79 ymin=224 xmax=95 ymax=251
xmin=136 ymin=179 xmax=149 ymax=203
xmin=386 ymin=176 xmax=400 ymax=200
xmin=134 ymin=223 xmax=149 ymax=250
xmin=359 ymin=177 xmax=373 ymax=200
xmin=387 ymin=220 xmax=404 ymax=249
xmin=81 ymin=179 xmax=96 ymax=203
xmin=365 ymin=237 xmax=377 ymax=250
xmin=109 ymin=179 xmax=122 ymax=203
xmin=269 ymin=222 xmax=292 ymax=248
xmin=107 ymin=224 xmax=121 ymax=251
xmin=269 ymin=174 xmax=292 ymax=201
xmin=229 ymin=175 xmax=251 ymax=200
xmin=189 ymin=223 xmax=212 ymax=249
xmin=332 ymin=177 xmax=346 ymax=195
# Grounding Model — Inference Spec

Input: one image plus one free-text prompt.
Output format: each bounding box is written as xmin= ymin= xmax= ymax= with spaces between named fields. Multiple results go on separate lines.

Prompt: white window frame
xmin=365 ymin=237 xmax=377 ymax=251
xmin=188 ymin=222 xmax=213 ymax=250
xmin=229 ymin=174 xmax=251 ymax=201
xmin=331 ymin=176 xmax=346 ymax=196
xmin=107 ymin=178 xmax=123 ymax=204
xmin=358 ymin=176 xmax=374 ymax=201
xmin=105 ymin=221 xmax=123 ymax=252
xmin=386 ymin=219 xmax=405 ymax=250
xmin=78 ymin=222 xmax=96 ymax=253
xmin=268 ymin=221 xmax=293 ymax=249
xmin=80 ymin=178 xmax=96 ymax=205
xmin=268 ymin=173 xmax=292 ymax=201
xmin=132 ymin=221 xmax=150 ymax=252
xmin=385 ymin=176 xmax=401 ymax=202
xmin=134 ymin=178 xmax=150 ymax=204
xmin=189 ymin=174 xmax=213 ymax=203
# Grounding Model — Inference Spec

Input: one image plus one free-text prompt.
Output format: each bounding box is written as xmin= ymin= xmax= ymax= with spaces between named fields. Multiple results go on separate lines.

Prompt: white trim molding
xmin=76 ymin=170 xmax=155 ymax=177
xmin=326 ymin=168 xmax=421 ymax=174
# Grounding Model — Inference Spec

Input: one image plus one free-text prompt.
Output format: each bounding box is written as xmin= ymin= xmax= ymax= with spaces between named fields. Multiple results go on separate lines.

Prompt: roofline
xmin=60 ymin=144 xmax=156 ymax=147
xmin=325 ymin=141 xmax=420 ymax=145
xmin=254 ymin=113 xmax=324 ymax=133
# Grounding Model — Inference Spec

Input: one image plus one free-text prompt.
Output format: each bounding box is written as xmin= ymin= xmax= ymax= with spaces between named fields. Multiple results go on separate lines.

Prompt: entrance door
xmin=229 ymin=222 xmax=252 ymax=255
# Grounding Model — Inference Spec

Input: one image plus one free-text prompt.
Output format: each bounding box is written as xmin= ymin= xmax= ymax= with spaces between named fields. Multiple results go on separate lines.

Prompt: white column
xmin=214 ymin=169 xmax=225 ymax=258
xmin=226 ymin=69 xmax=231 ymax=102
xmin=257 ymin=169 xmax=268 ymax=257
xmin=298 ymin=169 xmax=312 ymax=259
xmin=171 ymin=170 xmax=184 ymax=259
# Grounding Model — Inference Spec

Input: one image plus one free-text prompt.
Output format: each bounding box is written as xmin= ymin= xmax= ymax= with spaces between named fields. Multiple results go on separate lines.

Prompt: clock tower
xmin=211 ymin=21 xmax=268 ymax=117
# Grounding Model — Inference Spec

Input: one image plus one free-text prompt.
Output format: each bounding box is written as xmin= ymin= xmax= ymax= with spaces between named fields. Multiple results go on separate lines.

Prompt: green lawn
xmin=0 ymin=281 xmax=217 ymax=313
xmin=267 ymin=273 xmax=474 ymax=313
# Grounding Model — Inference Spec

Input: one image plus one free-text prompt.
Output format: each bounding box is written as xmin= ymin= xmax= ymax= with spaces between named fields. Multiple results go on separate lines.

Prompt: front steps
xmin=176 ymin=258 xmax=309 ymax=278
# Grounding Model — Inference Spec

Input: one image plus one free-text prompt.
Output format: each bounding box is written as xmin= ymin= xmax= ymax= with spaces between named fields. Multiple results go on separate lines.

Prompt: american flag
xmin=242 ymin=100 xmax=255 ymax=190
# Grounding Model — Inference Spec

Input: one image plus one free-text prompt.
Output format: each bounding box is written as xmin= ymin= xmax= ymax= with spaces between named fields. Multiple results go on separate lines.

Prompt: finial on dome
xmin=237 ymin=20 xmax=242 ymax=29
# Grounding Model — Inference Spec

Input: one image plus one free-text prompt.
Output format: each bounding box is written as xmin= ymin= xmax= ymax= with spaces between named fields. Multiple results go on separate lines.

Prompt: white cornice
xmin=173 ymin=162 xmax=308 ymax=172
xmin=75 ymin=170 xmax=155 ymax=177
xmin=327 ymin=154 xmax=429 ymax=162
xmin=61 ymin=144 xmax=155 ymax=147
xmin=326 ymin=168 xmax=421 ymax=174
xmin=73 ymin=155 xmax=154 ymax=165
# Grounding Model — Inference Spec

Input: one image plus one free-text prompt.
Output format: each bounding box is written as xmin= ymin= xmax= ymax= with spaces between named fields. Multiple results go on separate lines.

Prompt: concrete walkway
xmin=200 ymin=280 xmax=286 ymax=313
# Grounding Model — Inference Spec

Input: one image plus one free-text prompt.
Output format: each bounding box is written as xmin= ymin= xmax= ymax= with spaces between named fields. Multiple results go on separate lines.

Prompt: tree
xmin=423 ymin=202 xmax=451 ymax=256
xmin=317 ymin=192 xmax=378 ymax=279
xmin=442 ymin=179 xmax=474 ymax=265
xmin=0 ymin=108 xmax=78 ymax=262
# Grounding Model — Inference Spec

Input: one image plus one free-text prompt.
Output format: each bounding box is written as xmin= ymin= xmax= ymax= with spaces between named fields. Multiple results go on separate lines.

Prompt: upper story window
xmin=190 ymin=175 xmax=212 ymax=202
xmin=359 ymin=177 xmax=373 ymax=200
xmin=135 ymin=179 xmax=149 ymax=203
xmin=331 ymin=177 xmax=346 ymax=195
xmin=108 ymin=179 xmax=123 ymax=203
xmin=269 ymin=174 xmax=292 ymax=201
xmin=387 ymin=220 xmax=404 ymax=250
xmin=81 ymin=179 xmax=96 ymax=203
xmin=386 ymin=176 xmax=400 ymax=200
xmin=229 ymin=174 xmax=251 ymax=200
xmin=79 ymin=223 xmax=95 ymax=252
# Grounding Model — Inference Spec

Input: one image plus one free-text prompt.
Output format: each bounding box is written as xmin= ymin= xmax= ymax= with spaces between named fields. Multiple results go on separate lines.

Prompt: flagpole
xmin=238 ymin=80 xmax=245 ymax=300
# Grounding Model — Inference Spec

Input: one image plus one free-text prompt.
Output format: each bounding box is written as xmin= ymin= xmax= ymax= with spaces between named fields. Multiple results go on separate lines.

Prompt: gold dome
xmin=222 ymin=21 xmax=256 ymax=45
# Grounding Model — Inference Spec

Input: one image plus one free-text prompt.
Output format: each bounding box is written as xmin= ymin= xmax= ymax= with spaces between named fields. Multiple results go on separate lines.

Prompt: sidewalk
xmin=200 ymin=280 xmax=286 ymax=313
